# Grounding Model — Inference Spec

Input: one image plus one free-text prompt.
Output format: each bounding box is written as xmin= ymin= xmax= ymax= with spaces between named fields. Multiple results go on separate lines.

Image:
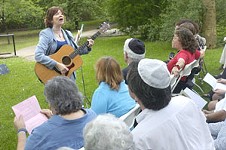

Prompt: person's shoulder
xmin=29 ymin=119 xmax=52 ymax=136
xmin=170 ymin=95 xmax=196 ymax=110
xmin=63 ymin=29 xmax=73 ymax=36
xmin=40 ymin=28 xmax=52 ymax=34
xmin=179 ymin=49 xmax=189 ymax=53
xmin=97 ymin=82 xmax=110 ymax=89
xmin=85 ymin=108 xmax=96 ymax=114
xmin=84 ymin=109 xmax=97 ymax=119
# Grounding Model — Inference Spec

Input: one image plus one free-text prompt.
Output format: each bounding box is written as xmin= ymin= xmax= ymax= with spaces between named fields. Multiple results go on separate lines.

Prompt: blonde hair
xmin=95 ymin=57 xmax=123 ymax=90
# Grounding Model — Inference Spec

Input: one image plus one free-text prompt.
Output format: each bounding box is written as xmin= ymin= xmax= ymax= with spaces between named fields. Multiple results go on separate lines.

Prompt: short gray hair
xmin=84 ymin=114 xmax=135 ymax=150
xmin=44 ymin=76 xmax=83 ymax=115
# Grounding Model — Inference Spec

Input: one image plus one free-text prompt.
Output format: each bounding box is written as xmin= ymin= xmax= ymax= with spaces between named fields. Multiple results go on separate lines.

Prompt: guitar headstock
xmin=99 ymin=22 xmax=111 ymax=34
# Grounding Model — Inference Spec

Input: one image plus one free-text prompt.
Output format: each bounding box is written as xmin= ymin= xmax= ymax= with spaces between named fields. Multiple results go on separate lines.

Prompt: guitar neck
xmin=78 ymin=31 xmax=101 ymax=51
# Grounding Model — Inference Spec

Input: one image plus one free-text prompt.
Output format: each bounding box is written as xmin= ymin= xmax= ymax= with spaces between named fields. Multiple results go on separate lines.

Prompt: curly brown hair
xmin=174 ymin=27 xmax=198 ymax=53
xmin=44 ymin=6 xmax=64 ymax=28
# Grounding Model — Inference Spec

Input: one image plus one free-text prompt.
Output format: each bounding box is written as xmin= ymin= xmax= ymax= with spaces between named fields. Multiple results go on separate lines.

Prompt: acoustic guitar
xmin=34 ymin=22 xmax=110 ymax=84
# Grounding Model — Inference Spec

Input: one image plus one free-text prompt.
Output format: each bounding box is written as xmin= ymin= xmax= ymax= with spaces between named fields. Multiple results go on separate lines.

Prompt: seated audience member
xmin=168 ymin=19 xmax=206 ymax=61
xmin=83 ymin=114 xmax=135 ymax=150
xmin=203 ymin=97 xmax=226 ymax=123
xmin=204 ymin=78 xmax=226 ymax=104
xmin=14 ymin=76 xmax=96 ymax=150
xmin=171 ymin=20 xmax=206 ymax=82
xmin=168 ymin=27 xmax=204 ymax=93
xmin=122 ymin=38 xmax=146 ymax=84
xmin=218 ymin=37 xmax=226 ymax=70
xmin=91 ymin=56 xmax=136 ymax=117
xmin=175 ymin=19 xmax=206 ymax=50
xmin=127 ymin=58 xmax=214 ymax=149
xmin=208 ymin=120 xmax=226 ymax=150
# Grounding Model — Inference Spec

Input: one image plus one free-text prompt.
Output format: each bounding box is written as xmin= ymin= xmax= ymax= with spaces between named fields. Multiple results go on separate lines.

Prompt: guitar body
xmin=35 ymin=22 xmax=110 ymax=84
xmin=35 ymin=45 xmax=83 ymax=84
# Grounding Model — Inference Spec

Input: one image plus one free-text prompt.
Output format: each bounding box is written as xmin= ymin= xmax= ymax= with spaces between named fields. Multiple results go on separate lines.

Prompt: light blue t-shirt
xmin=91 ymin=81 xmax=136 ymax=117
xmin=25 ymin=109 xmax=96 ymax=150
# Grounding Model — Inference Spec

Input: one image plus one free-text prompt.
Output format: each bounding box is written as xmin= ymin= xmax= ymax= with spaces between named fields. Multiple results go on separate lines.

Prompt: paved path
xmin=0 ymin=28 xmax=121 ymax=61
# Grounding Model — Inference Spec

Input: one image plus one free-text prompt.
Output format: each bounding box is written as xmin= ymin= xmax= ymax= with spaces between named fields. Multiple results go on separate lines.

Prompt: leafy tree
xmin=32 ymin=0 xmax=104 ymax=30
xmin=0 ymin=0 xmax=43 ymax=32
xmin=106 ymin=0 xmax=168 ymax=37
xmin=215 ymin=0 xmax=226 ymax=45
xmin=159 ymin=0 xmax=204 ymax=41
xmin=0 ymin=0 xmax=104 ymax=31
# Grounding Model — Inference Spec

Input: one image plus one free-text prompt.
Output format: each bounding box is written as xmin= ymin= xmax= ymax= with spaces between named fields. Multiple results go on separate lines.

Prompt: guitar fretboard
xmin=69 ymin=31 xmax=101 ymax=59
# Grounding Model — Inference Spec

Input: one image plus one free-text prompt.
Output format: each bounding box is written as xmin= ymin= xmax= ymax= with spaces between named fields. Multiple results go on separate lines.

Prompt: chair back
xmin=170 ymin=59 xmax=199 ymax=93
xmin=119 ymin=103 xmax=140 ymax=130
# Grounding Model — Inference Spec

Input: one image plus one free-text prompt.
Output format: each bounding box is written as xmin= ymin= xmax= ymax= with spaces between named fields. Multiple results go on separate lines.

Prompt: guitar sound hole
xmin=62 ymin=56 xmax=71 ymax=66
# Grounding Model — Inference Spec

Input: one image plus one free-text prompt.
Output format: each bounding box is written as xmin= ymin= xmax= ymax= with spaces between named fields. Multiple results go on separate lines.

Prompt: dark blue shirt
xmin=56 ymin=40 xmax=68 ymax=51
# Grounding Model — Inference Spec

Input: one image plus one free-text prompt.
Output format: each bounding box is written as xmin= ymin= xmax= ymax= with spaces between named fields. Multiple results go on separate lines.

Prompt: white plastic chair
xmin=119 ymin=103 xmax=140 ymax=130
xmin=170 ymin=59 xmax=199 ymax=93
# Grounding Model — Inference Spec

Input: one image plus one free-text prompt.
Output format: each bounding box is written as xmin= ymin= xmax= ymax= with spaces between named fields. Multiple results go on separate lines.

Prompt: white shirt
xmin=132 ymin=96 xmax=215 ymax=150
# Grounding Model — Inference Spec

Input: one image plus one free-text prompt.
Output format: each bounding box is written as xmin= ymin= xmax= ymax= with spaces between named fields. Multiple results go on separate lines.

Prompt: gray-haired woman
xmin=14 ymin=76 xmax=96 ymax=150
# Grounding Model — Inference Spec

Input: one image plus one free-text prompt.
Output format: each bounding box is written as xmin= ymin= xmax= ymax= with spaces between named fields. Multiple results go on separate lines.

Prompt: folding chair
xmin=170 ymin=59 xmax=199 ymax=93
xmin=197 ymin=46 xmax=208 ymax=83
xmin=119 ymin=103 xmax=141 ymax=130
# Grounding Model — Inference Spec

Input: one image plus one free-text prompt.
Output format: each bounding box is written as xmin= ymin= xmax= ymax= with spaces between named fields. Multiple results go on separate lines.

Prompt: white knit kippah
xmin=138 ymin=59 xmax=170 ymax=89
xmin=123 ymin=38 xmax=145 ymax=59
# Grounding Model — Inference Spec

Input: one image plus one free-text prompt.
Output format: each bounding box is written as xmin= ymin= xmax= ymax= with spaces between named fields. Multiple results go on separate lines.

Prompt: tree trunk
xmin=0 ymin=0 xmax=7 ymax=32
xmin=202 ymin=0 xmax=216 ymax=49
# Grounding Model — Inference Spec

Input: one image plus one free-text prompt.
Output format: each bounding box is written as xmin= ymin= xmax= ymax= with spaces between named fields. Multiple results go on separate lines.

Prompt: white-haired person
xmin=208 ymin=120 xmax=226 ymax=150
xmin=126 ymin=58 xmax=214 ymax=149
xmin=83 ymin=114 xmax=135 ymax=150
xmin=218 ymin=37 xmax=226 ymax=70
xmin=122 ymin=38 xmax=145 ymax=84
xmin=14 ymin=76 xmax=96 ymax=150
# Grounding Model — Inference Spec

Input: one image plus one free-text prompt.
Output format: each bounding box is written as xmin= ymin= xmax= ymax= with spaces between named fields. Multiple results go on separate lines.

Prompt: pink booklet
xmin=12 ymin=95 xmax=48 ymax=134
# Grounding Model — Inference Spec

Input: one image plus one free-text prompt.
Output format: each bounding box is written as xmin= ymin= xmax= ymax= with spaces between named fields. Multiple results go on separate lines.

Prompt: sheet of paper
xmin=203 ymin=73 xmax=217 ymax=89
xmin=203 ymin=73 xmax=226 ymax=90
xmin=183 ymin=88 xmax=207 ymax=109
xmin=12 ymin=95 xmax=48 ymax=134
xmin=215 ymin=83 xmax=226 ymax=91
xmin=75 ymin=24 xmax=84 ymax=44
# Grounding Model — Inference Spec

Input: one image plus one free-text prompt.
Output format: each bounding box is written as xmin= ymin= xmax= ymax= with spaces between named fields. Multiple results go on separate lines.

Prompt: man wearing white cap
xmin=123 ymin=38 xmax=145 ymax=84
xmin=127 ymin=58 xmax=215 ymax=150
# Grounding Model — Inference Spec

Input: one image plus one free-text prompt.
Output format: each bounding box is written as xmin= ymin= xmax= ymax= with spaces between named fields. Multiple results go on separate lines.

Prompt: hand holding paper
xmin=203 ymin=73 xmax=226 ymax=91
xmin=12 ymin=96 xmax=48 ymax=134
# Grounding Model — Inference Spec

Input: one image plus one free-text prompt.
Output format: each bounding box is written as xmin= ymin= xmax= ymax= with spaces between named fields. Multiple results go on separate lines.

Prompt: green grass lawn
xmin=0 ymin=32 xmax=224 ymax=149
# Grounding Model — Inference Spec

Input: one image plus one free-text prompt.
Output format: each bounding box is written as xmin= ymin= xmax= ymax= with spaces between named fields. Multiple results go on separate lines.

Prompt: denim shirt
xmin=25 ymin=109 xmax=97 ymax=150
